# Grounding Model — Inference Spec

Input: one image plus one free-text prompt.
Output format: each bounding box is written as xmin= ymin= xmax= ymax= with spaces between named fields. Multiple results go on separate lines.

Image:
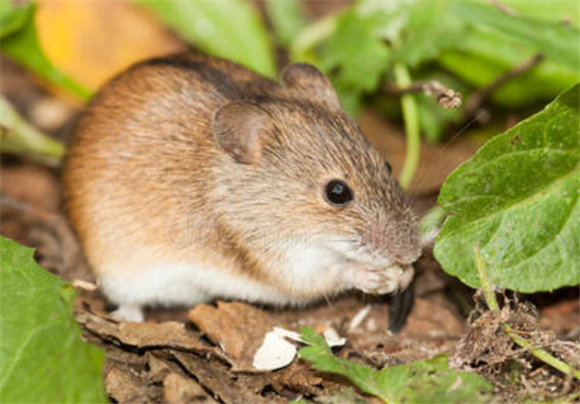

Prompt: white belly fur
xmin=99 ymin=259 xmax=292 ymax=308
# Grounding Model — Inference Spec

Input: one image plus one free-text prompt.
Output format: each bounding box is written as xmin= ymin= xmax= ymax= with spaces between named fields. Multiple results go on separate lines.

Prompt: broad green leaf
xmin=134 ymin=0 xmax=276 ymax=78
xmin=0 ymin=237 xmax=107 ymax=403
xmin=265 ymin=0 xmax=308 ymax=46
xmin=299 ymin=327 xmax=493 ymax=404
xmin=449 ymin=1 xmax=580 ymax=69
xmin=300 ymin=327 xmax=390 ymax=401
xmin=393 ymin=0 xmax=466 ymax=68
xmin=434 ymin=84 xmax=580 ymax=292
xmin=0 ymin=2 xmax=90 ymax=101
xmin=439 ymin=26 xmax=579 ymax=107
xmin=319 ymin=10 xmax=390 ymax=115
xmin=502 ymin=0 xmax=579 ymax=26
xmin=0 ymin=96 xmax=64 ymax=165
xmin=381 ymin=355 xmax=493 ymax=404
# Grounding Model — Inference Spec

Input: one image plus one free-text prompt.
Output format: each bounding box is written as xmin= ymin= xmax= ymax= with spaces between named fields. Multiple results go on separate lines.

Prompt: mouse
xmin=63 ymin=53 xmax=421 ymax=322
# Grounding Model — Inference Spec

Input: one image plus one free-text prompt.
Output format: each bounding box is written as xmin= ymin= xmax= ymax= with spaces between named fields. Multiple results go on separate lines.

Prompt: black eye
xmin=324 ymin=180 xmax=353 ymax=206
xmin=385 ymin=161 xmax=392 ymax=174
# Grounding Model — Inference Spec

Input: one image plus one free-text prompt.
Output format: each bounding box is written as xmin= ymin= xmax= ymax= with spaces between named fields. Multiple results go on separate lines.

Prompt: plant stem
xmin=473 ymin=245 xmax=499 ymax=312
xmin=289 ymin=12 xmax=339 ymax=63
xmin=473 ymin=245 xmax=580 ymax=381
xmin=393 ymin=63 xmax=420 ymax=190
xmin=504 ymin=324 xmax=580 ymax=381
xmin=0 ymin=96 xmax=64 ymax=165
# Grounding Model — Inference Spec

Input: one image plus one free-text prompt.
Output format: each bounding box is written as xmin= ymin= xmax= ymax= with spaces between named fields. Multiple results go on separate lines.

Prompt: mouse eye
xmin=385 ymin=161 xmax=392 ymax=174
xmin=324 ymin=180 xmax=353 ymax=206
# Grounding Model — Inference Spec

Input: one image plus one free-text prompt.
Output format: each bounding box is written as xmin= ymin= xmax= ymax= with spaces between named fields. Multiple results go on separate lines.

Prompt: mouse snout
xmin=363 ymin=220 xmax=421 ymax=265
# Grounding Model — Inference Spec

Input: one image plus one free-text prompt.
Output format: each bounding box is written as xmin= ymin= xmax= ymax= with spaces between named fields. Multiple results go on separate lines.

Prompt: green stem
xmin=473 ymin=245 xmax=580 ymax=381
xmin=0 ymin=96 xmax=64 ymax=165
xmin=504 ymin=324 xmax=580 ymax=381
xmin=394 ymin=63 xmax=420 ymax=190
xmin=289 ymin=12 xmax=339 ymax=63
xmin=473 ymin=245 xmax=499 ymax=312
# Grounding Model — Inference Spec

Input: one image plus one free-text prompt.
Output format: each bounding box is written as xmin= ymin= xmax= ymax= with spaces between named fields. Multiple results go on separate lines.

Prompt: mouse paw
xmin=352 ymin=264 xmax=414 ymax=295
xmin=110 ymin=304 xmax=144 ymax=322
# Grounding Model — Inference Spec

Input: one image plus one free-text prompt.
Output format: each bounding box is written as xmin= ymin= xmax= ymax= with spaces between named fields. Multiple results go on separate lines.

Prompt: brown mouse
xmin=63 ymin=53 xmax=421 ymax=322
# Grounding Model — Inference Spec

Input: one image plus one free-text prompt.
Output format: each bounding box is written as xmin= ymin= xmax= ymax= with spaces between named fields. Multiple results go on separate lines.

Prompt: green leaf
xmin=299 ymin=327 xmax=493 ymax=404
xmin=381 ymin=356 xmax=493 ymax=404
xmin=134 ymin=0 xmax=276 ymax=78
xmin=0 ymin=1 xmax=34 ymax=39
xmin=0 ymin=2 xmax=90 ymax=101
xmin=439 ymin=22 xmax=579 ymax=107
xmin=501 ymin=0 xmax=579 ymax=26
xmin=265 ymin=0 xmax=308 ymax=46
xmin=421 ymin=205 xmax=445 ymax=239
xmin=434 ymin=84 xmax=580 ymax=292
xmin=318 ymin=10 xmax=390 ymax=115
xmin=393 ymin=0 xmax=466 ymax=68
xmin=0 ymin=237 xmax=107 ymax=403
xmin=449 ymin=1 xmax=580 ymax=70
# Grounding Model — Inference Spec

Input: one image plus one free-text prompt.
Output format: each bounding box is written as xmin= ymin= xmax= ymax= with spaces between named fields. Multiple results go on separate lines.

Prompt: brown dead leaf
xmin=163 ymin=372 xmax=216 ymax=404
xmin=105 ymin=366 xmax=160 ymax=404
xmin=168 ymin=350 xmax=286 ymax=404
xmin=188 ymin=301 xmax=274 ymax=369
xmin=76 ymin=304 xmax=231 ymax=363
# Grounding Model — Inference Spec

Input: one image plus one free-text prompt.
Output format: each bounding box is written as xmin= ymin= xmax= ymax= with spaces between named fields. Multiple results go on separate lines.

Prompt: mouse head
xmin=212 ymin=64 xmax=421 ymax=275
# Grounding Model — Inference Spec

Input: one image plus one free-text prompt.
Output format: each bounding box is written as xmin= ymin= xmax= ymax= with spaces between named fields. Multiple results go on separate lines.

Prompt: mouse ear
xmin=280 ymin=64 xmax=340 ymax=109
xmin=212 ymin=102 xmax=272 ymax=165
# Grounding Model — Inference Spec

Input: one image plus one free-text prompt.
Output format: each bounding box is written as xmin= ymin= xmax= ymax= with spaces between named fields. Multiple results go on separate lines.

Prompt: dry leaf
xmin=188 ymin=301 xmax=273 ymax=369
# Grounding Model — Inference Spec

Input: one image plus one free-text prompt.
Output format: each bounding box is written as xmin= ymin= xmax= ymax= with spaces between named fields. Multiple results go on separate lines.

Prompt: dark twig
xmin=463 ymin=54 xmax=545 ymax=118
xmin=383 ymin=80 xmax=462 ymax=109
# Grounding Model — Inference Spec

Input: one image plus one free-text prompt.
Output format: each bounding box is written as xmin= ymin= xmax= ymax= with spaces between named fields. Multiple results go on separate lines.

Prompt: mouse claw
xmin=388 ymin=283 xmax=415 ymax=334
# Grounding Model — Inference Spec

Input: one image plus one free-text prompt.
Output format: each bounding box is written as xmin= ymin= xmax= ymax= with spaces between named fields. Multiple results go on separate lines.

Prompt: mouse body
xmin=64 ymin=53 xmax=421 ymax=322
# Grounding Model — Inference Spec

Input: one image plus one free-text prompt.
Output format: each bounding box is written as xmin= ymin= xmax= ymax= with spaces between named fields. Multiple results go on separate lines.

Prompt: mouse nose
xmin=363 ymin=220 xmax=421 ymax=265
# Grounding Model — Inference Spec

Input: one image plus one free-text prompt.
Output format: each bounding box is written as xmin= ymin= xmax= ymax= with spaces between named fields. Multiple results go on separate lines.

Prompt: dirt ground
xmin=1 ymin=47 xmax=579 ymax=404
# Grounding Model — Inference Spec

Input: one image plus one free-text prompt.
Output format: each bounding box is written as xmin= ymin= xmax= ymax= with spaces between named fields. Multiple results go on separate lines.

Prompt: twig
xmin=394 ymin=63 xmax=420 ymax=190
xmin=383 ymin=80 xmax=462 ymax=109
xmin=473 ymin=245 xmax=580 ymax=381
xmin=464 ymin=54 xmax=545 ymax=118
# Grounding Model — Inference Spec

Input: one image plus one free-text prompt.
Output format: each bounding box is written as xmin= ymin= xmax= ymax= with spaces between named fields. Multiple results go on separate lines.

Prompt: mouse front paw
xmin=352 ymin=264 xmax=414 ymax=295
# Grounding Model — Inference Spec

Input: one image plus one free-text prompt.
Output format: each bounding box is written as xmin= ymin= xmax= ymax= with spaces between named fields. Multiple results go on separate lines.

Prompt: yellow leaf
xmin=35 ymin=0 xmax=185 ymax=91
